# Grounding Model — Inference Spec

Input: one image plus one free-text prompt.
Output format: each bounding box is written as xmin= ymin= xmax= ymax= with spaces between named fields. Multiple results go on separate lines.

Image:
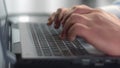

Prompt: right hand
xmin=47 ymin=5 xmax=120 ymax=56
xmin=47 ymin=5 xmax=93 ymax=29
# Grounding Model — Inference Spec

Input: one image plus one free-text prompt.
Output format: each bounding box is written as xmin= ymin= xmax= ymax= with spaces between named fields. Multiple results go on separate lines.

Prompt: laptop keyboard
xmin=29 ymin=23 xmax=88 ymax=56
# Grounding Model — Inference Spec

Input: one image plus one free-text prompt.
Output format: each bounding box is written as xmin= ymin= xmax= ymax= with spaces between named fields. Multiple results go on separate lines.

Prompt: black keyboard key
xmin=64 ymin=41 xmax=83 ymax=55
xmin=42 ymin=48 xmax=52 ymax=56
xmin=51 ymin=48 xmax=62 ymax=56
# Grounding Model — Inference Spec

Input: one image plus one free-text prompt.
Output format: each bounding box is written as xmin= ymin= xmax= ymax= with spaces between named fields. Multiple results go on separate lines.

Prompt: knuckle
xmin=72 ymin=4 xmax=88 ymax=9
xmin=69 ymin=14 xmax=74 ymax=20
xmin=80 ymin=4 xmax=88 ymax=7
xmin=69 ymin=14 xmax=77 ymax=21
xmin=94 ymin=8 xmax=104 ymax=13
xmin=72 ymin=14 xmax=85 ymax=20
xmin=57 ymin=8 xmax=68 ymax=13
xmin=69 ymin=14 xmax=86 ymax=24
xmin=96 ymin=13 xmax=103 ymax=18
xmin=72 ymin=5 xmax=82 ymax=9
xmin=72 ymin=5 xmax=78 ymax=9
xmin=78 ymin=4 xmax=91 ymax=9
xmin=57 ymin=8 xmax=62 ymax=12
xmin=73 ymin=8 xmax=81 ymax=12
xmin=92 ymin=11 xmax=103 ymax=18
xmin=72 ymin=5 xmax=88 ymax=9
xmin=56 ymin=8 xmax=62 ymax=15
xmin=73 ymin=23 xmax=85 ymax=31
xmin=71 ymin=13 xmax=76 ymax=17
xmin=75 ymin=23 xmax=81 ymax=28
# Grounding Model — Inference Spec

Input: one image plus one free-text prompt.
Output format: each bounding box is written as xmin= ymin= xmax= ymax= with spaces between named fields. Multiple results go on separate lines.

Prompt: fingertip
xmin=47 ymin=18 xmax=53 ymax=25
xmin=68 ymin=37 xmax=75 ymax=41
xmin=47 ymin=21 xmax=50 ymax=25
xmin=47 ymin=20 xmax=52 ymax=26
xmin=59 ymin=31 xmax=66 ymax=39
xmin=59 ymin=34 xmax=64 ymax=40
xmin=47 ymin=23 xmax=50 ymax=26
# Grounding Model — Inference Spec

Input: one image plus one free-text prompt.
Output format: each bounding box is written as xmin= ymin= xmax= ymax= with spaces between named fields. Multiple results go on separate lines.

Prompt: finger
xmin=61 ymin=5 xmax=93 ymax=26
xmin=47 ymin=12 xmax=56 ymax=25
xmin=61 ymin=9 xmax=73 ymax=26
xmin=59 ymin=8 xmax=68 ymax=21
xmin=63 ymin=13 xmax=89 ymax=36
xmin=54 ymin=8 xmax=68 ymax=29
xmin=59 ymin=30 xmax=66 ymax=40
xmin=67 ymin=23 xmax=89 ymax=41
xmin=67 ymin=24 xmax=78 ymax=41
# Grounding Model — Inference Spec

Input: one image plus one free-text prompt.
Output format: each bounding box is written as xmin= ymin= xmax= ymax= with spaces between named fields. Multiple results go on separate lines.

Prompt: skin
xmin=47 ymin=5 xmax=120 ymax=56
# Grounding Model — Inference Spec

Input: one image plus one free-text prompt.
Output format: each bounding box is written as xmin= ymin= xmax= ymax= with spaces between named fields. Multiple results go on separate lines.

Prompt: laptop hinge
xmin=6 ymin=51 xmax=16 ymax=64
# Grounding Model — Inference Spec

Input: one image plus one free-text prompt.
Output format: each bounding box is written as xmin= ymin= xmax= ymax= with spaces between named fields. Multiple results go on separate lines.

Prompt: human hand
xmin=47 ymin=5 xmax=92 ymax=28
xmin=48 ymin=5 xmax=120 ymax=56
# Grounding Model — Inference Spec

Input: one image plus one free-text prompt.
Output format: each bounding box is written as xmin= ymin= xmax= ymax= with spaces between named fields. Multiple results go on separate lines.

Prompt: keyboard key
xmin=51 ymin=48 xmax=62 ymax=56
xmin=42 ymin=48 xmax=52 ymax=56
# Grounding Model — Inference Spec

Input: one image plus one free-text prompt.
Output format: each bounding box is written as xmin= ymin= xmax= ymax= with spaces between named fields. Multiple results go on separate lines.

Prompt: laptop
xmin=0 ymin=0 xmax=120 ymax=67
xmin=18 ymin=7 xmax=120 ymax=65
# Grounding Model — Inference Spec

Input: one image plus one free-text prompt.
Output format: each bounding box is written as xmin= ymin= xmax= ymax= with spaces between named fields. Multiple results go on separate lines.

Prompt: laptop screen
xmin=0 ymin=0 xmax=7 ymax=18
